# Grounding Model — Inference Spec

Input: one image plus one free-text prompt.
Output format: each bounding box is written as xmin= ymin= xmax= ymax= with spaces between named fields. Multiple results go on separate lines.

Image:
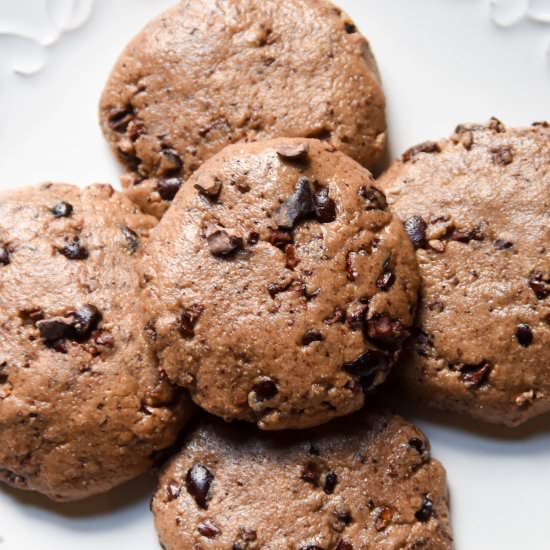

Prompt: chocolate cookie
xmin=0 ymin=183 xmax=193 ymax=501
xmin=143 ymin=138 xmax=419 ymax=430
xmin=152 ymin=412 xmax=453 ymax=550
xmin=380 ymin=119 xmax=550 ymax=426
xmin=99 ymin=0 xmax=386 ymax=218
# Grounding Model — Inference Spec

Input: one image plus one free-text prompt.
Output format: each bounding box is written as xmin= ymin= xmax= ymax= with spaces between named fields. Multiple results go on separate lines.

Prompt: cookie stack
xmin=1 ymin=0 xmax=549 ymax=548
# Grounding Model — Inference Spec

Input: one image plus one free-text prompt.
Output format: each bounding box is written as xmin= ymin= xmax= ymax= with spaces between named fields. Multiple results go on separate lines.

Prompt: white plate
xmin=0 ymin=1 xmax=549 ymax=548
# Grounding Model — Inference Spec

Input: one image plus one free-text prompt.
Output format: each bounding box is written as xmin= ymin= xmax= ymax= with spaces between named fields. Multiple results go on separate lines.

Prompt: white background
xmin=0 ymin=0 xmax=549 ymax=548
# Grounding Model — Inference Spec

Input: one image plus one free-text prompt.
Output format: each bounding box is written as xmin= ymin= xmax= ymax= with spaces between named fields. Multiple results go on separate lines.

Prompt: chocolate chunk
xmin=94 ymin=330 xmax=114 ymax=348
xmin=268 ymin=229 xmax=293 ymax=250
xmin=274 ymin=177 xmax=315 ymax=229
xmin=158 ymin=148 xmax=183 ymax=176
xmin=252 ymin=378 xmax=279 ymax=401
xmin=409 ymin=438 xmax=426 ymax=454
xmin=334 ymin=540 xmax=354 ymax=550
xmin=528 ymin=271 xmax=550 ymax=300
xmin=108 ymin=106 xmax=134 ymax=132
xmin=334 ymin=511 xmax=353 ymax=525
xmin=73 ymin=305 xmax=102 ymax=336
xmin=404 ymin=216 xmax=427 ymax=249
xmin=275 ymin=142 xmax=309 ymax=160
xmin=51 ymin=201 xmax=73 ymax=218
xmin=185 ymin=464 xmax=214 ymax=510
xmin=450 ymin=225 xmax=485 ymax=243
xmin=516 ymin=324 xmax=533 ymax=347
xmin=302 ymin=330 xmax=325 ymax=346
xmin=166 ymin=480 xmax=181 ymax=501
xmin=494 ymin=239 xmax=513 ymax=250
xmin=376 ymin=257 xmax=395 ymax=291
xmin=198 ymin=520 xmax=220 ymax=538
xmin=195 ymin=176 xmax=222 ymax=198
xmin=36 ymin=317 xmax=74 ymax=342
xmin=180 ymin=304 xmax=205 ymax=338
xmin=492 ymin=146 xmax=514 ymax=166
xmin=359 ymin=186 xmax=387 ymax=210
xmin=0 ymin=247 xmax=10 ymax=266
xmin=366 ymin=315 xmax=404 ymax=347
xmin=402 ymin=141 xmax=441 ymax=162
xmin=207 ymin=229 xmax=243 ymax=256
xmin=60 ymin=239 xmax=88 ymax=260
xmin=248 ymin=231 xmax=260 ymax=245
xmin=415 ymin=496 xmax=434 ymax=522
xmin=300 ymin=462 xmax=320 ymax=486
xmin=459 ymin=361 xmax=492 ymax=388
xmin=313 ymin=188 xmax=337 ymax=223
xmin=157 ymin=177 xmax=183 ymax=201
xmin=323 ymin=472 xmax=338 ymax=494
xmin=344 ymin=22 xmax=357 ymax=33
xmin=343 ymin=350 xmax=389 ymax=377
xmin=414 ymin=330 xmax=433 ymax=357
xmin=120 ymin=225 xmax=139 ymax=254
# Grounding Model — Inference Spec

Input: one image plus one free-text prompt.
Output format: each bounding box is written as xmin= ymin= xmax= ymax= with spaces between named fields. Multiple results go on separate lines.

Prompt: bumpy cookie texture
xmin=0 ymin=183 xmax=192 ymax=501
xmin=99 ymin=0 xmax=386 ymax=218
xmin=380 ymin=119 xmax=550 ymax=426
xmin=152 ymin=413 xmax=453 ymax=550
xmin=143 ymin=138 xmax=419 ymax=430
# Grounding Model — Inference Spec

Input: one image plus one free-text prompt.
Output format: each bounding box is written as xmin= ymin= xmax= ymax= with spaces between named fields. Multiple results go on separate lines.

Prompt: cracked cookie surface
xmin=380 ymin=120 xmax=550 ymax=426
xmin=99 ymin=0 xmax=386 ymax=218
xmin=152 ymin=412 xmax=453 ymax=550
xmin=0 ymin=183 xmax=193 ymax=501
xmin=143 ymin=138 xmax=419 ymax=430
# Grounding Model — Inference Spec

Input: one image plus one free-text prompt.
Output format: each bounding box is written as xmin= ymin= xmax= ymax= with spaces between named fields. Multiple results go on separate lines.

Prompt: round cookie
xmin=152 ymin=412 xmax=453 ymax=550
xmin=143 ymin=138 xmax=419 ymax=430
xmin=99 ymin=0 xmax=386 ymax=218
xmin=380 ymin=119 xmax=550 ymax=426
xmin=0 ymin=183 xmax=193 ymax=501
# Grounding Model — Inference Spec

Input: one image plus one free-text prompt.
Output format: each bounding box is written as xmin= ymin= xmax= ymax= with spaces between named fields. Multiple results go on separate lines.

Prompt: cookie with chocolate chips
xmin=99 ymin=0 xmax=386 ymax=218
xmin=143 ymin=138 xmax=419 ymax=430
xmin=380 ymin=120 xmax=550 ymax=426
xmin=0 ymin=183 xmax=193 ymax=500
xmin=152 ymin=412 xmax=453 ymax=550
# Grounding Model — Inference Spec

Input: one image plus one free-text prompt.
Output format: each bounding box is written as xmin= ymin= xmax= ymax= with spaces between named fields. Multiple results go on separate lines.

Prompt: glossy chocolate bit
xmin=108 ymin=106 xmax=134 ymax=132
xmin=415 ymin=496 xmax=434 ymax=522
xmin=120 ymin=225 xmax=139 ymax=254
xmin=404 ymin=216 xmax=427 ymax=249
xmin=366 ymin=315 xmax=404 ymax=348
xmin=323 ymin=471 xmax=338 ymax=494
xmin=516 ymin=324 xmax=533 ymax=347
xmin=275 ymin=142 xmax=310 ymax=160
xmin=274 ymin=177 xmax=315 ymax=230
xmin=458 ymin=361 xmax=492 ymax=388
xmin=376 ymin=256 xmax=395 ymax=291
xmin=180 ymin=304 xmax=205 ymax=338
xmin=494 ymin=239 xmax=513 ymax=250
xmin=409 ymin=437 xmax=426 ymax=454
xmin=302 ymin=330 xmax=325 ymax=346
xmin=157 ymin=177 xmax=183 ymax=201
xmin=206 ymin=229 xmax=243 ymax=256
xmin=251 ymin=378 xmax=279 ymax=401
xmin=158 ymin=148 xmax=183 ymax=176
xmin=36 ymin=317 xmax=74 ymax=342
xmin=313 ymin=188 xmax=336 ymax=223
xmin=343 ymin=350 xmax=389 ymax=378
xmin=529 ymin=271 xmax=550 ymax=300
xmin=185 ymin=464 xmax=214 ymax=510
xmin=166 ymin=480 xmax=181 ymax=502
xmin=268 ymin=229 xmax=293 ymax=250
xmin=197 ymin=520 xmax=221 ymax=538
xmin=402 ymin=141 xmax=441 ymax=162
xmin=0 ymin=247 xmax=10 ymax=266
xmin=51 ymin=201 xmax=73 ymax=218
xmin=449 ymin=224 xmax=485 ymax=243
xmin=359 ymin=186 xmax=387 ymax=210
xmin=60 ymin=239 xmax=89 ymax=260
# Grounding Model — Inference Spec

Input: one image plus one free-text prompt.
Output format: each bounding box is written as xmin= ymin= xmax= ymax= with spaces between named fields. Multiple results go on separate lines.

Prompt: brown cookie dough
xmin=380 ymin=119 xmax=550 ymax=426
xmin=152 ymin=412 xmax=453 ymax=550
xmin=143 ymin=138 xmax=419 ymax=430
xmin=0 ymin=183 xmax=193 ymax=501
xmin=99 ymin=0 xmax=386 ymax=218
